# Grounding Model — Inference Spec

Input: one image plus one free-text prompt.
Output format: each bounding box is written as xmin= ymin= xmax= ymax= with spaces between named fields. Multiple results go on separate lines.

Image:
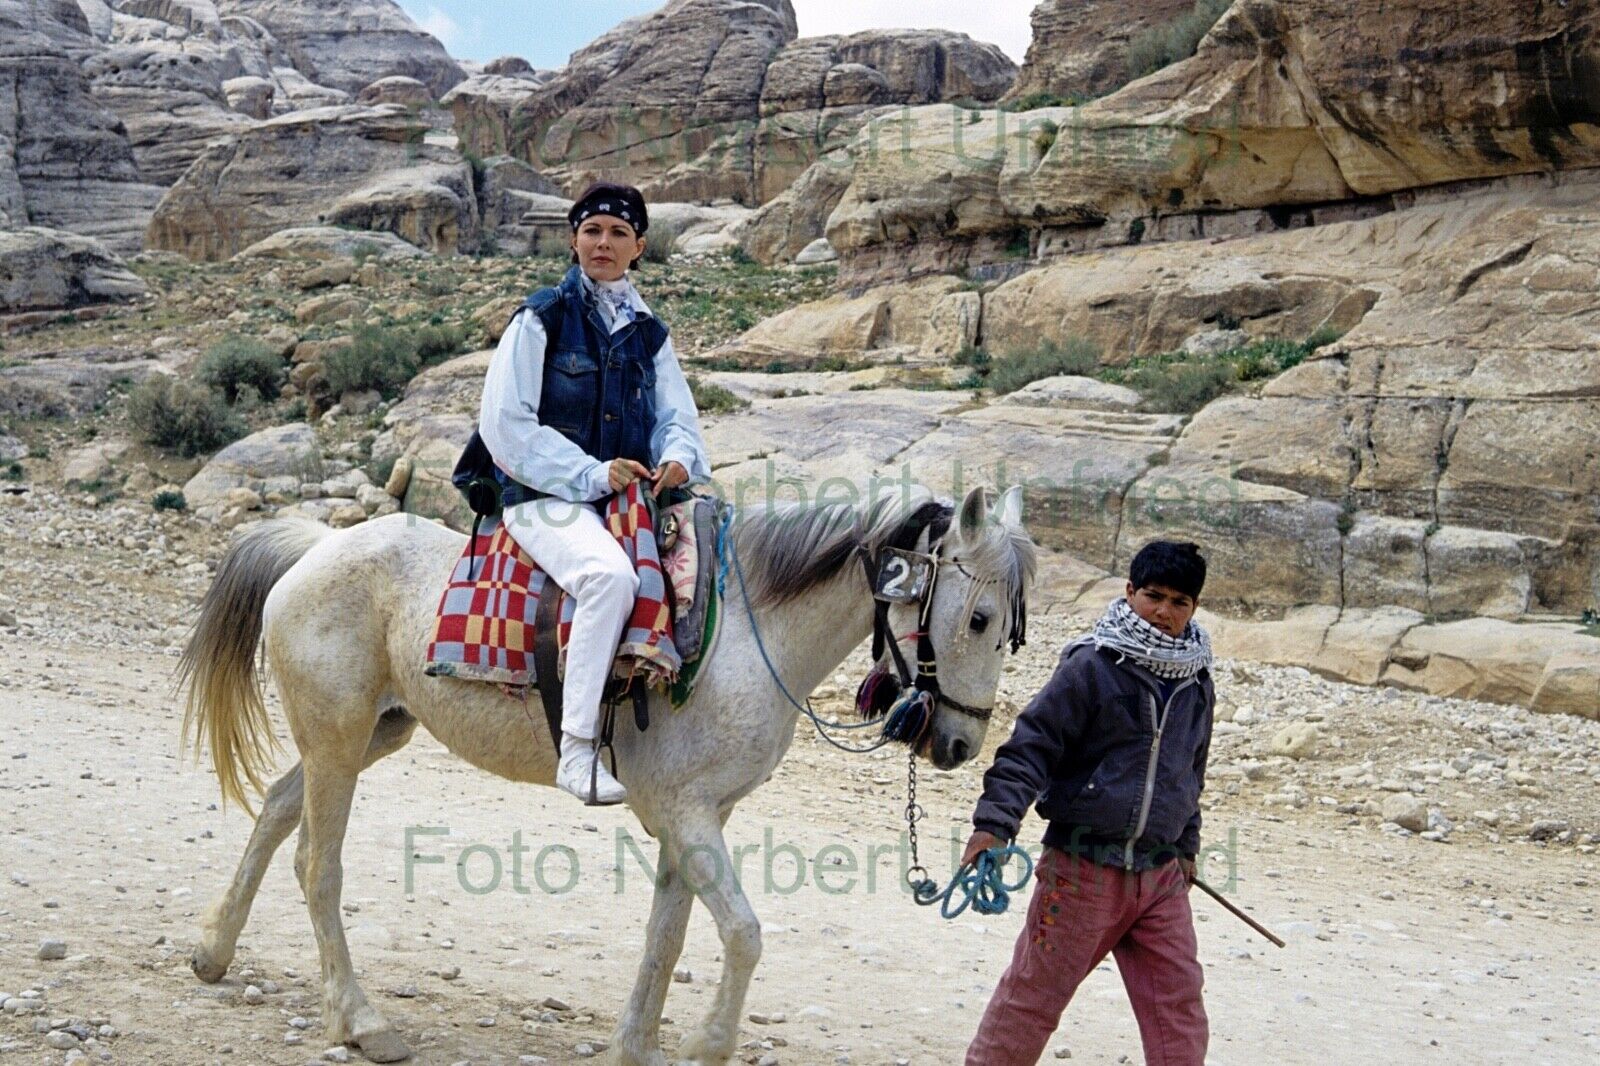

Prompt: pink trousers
xmin=966 ymin=847 xmax=1208 ymax=1066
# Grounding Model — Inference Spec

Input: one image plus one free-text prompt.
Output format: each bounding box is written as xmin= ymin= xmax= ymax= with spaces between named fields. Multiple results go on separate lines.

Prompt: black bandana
xmin=568 ymin=182 xmax=648 ymax=235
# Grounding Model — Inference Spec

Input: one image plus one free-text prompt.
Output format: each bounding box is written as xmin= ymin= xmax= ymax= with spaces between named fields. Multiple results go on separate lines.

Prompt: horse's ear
xmin=957 ymin=485 xmax=989 ymax=541
xmin=991 ymin=485 xmax=1023 ymax=528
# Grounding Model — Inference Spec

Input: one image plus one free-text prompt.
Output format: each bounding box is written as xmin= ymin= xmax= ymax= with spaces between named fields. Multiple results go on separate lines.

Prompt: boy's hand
xmin=961 ymin=830 xmax=1003 ymax=867
xmin=1178 ymin=856 xmax=1197 ymax=884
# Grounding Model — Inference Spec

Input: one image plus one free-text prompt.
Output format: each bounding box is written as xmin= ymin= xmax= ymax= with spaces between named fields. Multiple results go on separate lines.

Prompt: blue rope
xmin=911 ymin=846 xmax=1034 ymax=920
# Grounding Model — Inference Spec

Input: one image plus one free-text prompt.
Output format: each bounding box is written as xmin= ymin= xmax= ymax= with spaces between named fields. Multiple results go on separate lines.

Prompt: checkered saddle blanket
xmin=423 ymin=481 xmax=688 ymax=691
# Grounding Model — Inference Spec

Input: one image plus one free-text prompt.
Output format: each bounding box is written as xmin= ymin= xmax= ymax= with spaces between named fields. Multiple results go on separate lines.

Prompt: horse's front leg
xmin=610 ymin=836 xmax=693 ymax=1066
xmin=672 ymin=811 xmax=761 ymax=1066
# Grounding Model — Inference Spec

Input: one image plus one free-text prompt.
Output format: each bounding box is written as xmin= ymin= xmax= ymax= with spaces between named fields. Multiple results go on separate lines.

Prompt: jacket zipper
xmin=1124 ymin=676 xmax=1196 ymax=870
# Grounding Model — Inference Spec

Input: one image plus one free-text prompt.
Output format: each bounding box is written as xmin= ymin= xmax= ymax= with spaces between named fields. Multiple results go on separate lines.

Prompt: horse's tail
xmin=177 ymin=518 xmax=331 ymax=816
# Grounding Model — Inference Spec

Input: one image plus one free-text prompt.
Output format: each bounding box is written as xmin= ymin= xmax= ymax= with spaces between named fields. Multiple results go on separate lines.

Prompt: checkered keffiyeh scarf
xmin=1090 ymin=596 xmax=1213 ymax=679
xmin=423 ymin=481 xmax=679 ymax=690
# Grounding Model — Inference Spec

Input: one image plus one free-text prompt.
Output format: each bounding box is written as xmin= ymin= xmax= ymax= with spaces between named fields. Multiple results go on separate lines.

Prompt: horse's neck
xmin=751 ymin=570 xmax=877 ymax=700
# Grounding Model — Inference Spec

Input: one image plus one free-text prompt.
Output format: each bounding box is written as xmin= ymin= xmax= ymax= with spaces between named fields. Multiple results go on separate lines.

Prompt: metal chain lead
xmin=904 ymin=747 xmax=932 ymax=895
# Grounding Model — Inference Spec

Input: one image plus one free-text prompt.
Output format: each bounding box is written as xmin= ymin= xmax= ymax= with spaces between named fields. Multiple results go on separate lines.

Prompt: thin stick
xmin=1191 ymin=876 xmax=1286 ymax=948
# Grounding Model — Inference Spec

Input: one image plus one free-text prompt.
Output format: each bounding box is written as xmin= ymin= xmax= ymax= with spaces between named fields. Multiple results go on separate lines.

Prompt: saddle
xmin=423 ymin=487 xmax=724 ymax=751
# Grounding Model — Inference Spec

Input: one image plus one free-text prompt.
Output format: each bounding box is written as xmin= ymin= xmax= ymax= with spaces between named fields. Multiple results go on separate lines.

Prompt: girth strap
xmin=533 ymin=581 xmax=566 ymax=751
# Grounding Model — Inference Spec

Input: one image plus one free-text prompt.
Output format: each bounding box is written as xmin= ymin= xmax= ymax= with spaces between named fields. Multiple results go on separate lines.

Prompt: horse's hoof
xmin=677 ymin=1028 xmax=732 ymax=1065
xmin=190 ymin=946 xmax=227 ymax=984
xmin=355 ymin=1029 xmax=412 ymax=1063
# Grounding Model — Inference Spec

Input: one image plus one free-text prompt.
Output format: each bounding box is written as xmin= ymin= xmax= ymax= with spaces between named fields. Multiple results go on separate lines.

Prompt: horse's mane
xmin=732 ymin=486 xmax=1037 ymax=644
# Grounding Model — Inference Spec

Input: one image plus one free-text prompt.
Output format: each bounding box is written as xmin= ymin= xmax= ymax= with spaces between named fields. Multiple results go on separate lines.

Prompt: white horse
xmin=179 ymin=483 xmax=1036 ymax=1065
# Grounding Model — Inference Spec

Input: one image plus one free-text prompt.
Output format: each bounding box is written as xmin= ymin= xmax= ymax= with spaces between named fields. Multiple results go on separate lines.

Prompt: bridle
xmin=726 ymin=497 xmax=1024 ymax=754
xmin=856 ymin=500 xmax=1013 ymax=725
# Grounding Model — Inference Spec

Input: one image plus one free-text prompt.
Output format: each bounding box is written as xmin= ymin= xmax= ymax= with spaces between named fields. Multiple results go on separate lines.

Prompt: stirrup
xmin=586 ymin=737 xmax=623 ymax=807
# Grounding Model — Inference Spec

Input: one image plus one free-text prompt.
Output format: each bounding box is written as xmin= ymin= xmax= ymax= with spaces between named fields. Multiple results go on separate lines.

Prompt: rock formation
xmin=0 ymin=0 xmax=165 ymax=252
xmin=449 ymin=0 xmax=1015 ymax=206
xmin=0 ymin=227 xmax=147 ymax=312
xmin=213 ymin=1 xmax=464 ymax=98
xmin=1002 ymin=0 xmax=1194 ymax=104
xmin=145 ymin=104 xmax=476 ymax=259
xmin=826 ymin=0 xmax=1600 ymax=285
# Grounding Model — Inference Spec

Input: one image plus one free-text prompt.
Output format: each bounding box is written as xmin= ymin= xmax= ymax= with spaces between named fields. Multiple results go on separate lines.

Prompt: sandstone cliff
xmin=827 ymin=0 xmax=1600 ymax=285
xmin=1003 ymin=0 xmax=1194 ymax=104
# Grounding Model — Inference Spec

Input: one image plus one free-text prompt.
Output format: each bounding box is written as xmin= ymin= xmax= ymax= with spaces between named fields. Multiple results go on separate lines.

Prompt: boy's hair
xmin=1129 ymin=540 xmax=1206 ymax=600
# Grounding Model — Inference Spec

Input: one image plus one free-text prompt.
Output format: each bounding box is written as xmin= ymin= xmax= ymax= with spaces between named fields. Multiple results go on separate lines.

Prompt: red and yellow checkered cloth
xmin=423 ymin=481 xmax=680 ymax=690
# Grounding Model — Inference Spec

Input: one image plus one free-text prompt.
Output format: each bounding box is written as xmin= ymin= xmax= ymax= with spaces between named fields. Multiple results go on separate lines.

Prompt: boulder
xmin=740 ymin=159 xmax=853 ymax=264
xmin=1381 ymin=793 xmax=1428 ymax=833
xmin=223 ymin=75 xmax=275 ymax=119
xmin=0 ymin=228 xmax=146 ymax=312
xmin=323 ymin=159 xmax=479 ymax=255
xmin=146 ymin=105 xmax=473 ymax=259
xmin=995 ymin=375 xmax=1141 ymax=411
xmin=0 ymin=348 xmax=164 ymax=419
xmin=704 ymin=276 xmax=966 ymax=369
xmin=357 ymin=75 xmax=433 ymax=108
xmin=182 ymin=421 xmax=322 ymax=508
xmin=646 ymin=202 xmax=753 ymax=256
xmin=233 ymin=225 xmax=430 ymax=262
xmin=369 ymin=350 xmax=492 ymax=529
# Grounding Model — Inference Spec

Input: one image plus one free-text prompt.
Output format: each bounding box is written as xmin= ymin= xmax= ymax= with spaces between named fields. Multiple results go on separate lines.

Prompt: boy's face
xmin=1125 ymin=581 xmax=1197 ymax=637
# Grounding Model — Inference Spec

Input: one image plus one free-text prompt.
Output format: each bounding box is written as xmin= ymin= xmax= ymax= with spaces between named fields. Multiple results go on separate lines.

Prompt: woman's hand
xmin=650 ymin=460 xmax=688 ymax=497
xmin=608 ymin=458 xmax=652 ymax=493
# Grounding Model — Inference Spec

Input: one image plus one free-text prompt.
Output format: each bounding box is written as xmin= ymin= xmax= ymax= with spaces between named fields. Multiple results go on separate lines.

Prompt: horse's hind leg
xmin=193 ymin=762 xmax=303 ymax=982
xmin=192 ymin=709 xmax=417 ymax=986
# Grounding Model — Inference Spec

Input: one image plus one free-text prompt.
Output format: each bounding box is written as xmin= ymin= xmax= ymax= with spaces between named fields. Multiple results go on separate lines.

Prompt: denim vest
xmin=495 ymin=265 xmax=668 ymax=505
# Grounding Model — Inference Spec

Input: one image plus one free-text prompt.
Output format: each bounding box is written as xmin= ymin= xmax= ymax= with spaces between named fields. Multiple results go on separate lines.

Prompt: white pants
xmin=502 ymin=498 xmax=639 ymax=741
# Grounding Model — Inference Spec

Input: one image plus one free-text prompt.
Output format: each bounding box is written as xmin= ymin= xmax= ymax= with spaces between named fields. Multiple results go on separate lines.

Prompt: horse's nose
xmin=949 ymin=737 xmax=970 ymax=766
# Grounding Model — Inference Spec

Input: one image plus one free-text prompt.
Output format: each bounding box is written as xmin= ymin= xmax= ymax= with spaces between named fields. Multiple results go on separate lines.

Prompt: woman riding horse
xmin=477 ymin=181 xmax=710 ymax=805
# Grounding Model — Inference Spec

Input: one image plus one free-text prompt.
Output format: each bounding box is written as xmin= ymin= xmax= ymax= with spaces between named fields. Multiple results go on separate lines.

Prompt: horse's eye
xmin=970 ymin=611 xmax=990 ymax=634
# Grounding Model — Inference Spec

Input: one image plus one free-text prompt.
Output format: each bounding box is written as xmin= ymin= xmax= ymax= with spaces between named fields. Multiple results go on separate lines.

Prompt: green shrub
xmin=126 ymin=376 xmax=244 ymax=457
xmin=3 ymin=461 xmax=21 ymax=481
xmin=1125 ymin=0 xmax=1231 ymax=83
xmin=688 ymin=376 xmax=749 ymax=414
xmin=1000 ymin=91 xmax=1080 ymax=112
xmin=1125 ymin=359 xmax=1236 ymax=414
xmin=413 ymin=322 xmax=471 ymax=366
xmin=322 ymin=326 xmax=413 ymax=397
xmin=151 ymin=489 xmax=187 ymax=512
xmin=983 ymin=337 xmax=1100 ymax=394
xmin=197 ymin=335 xmax=285 ymax=404
xmin=642 ymin=219 xmax=682 ymax=265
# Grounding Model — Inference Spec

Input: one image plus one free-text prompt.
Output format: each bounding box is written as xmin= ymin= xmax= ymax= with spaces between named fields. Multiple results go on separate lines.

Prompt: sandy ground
xmin=2 ymin=505 xmax=1599 ymax=1066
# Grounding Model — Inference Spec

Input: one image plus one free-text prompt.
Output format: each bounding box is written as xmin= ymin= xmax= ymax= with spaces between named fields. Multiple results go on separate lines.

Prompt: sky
xmin=396 ymin=1 xmax=1037 ymax=71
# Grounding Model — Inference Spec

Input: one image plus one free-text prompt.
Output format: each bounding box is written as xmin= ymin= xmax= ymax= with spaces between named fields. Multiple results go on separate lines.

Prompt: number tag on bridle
xmin=872 ymin=548 xmax=934 ymax=604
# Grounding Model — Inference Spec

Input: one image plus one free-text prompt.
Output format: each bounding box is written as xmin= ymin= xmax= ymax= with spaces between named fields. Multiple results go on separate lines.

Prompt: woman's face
xmin=571 ymin=215 xmax=646 ymax=283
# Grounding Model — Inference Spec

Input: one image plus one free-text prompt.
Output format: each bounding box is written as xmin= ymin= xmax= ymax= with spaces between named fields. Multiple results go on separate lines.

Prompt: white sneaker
xmin=557 ymin=735 xmax=627 ymax=806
